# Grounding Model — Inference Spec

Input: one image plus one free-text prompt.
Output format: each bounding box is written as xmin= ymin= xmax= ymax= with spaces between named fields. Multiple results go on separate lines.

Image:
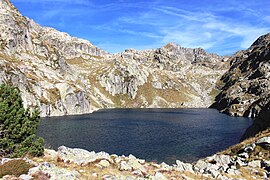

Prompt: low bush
xmin=0 ymin=159 xmax=32 ymax=177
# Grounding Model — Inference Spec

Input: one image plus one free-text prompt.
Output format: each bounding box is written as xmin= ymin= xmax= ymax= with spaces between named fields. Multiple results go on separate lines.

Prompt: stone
xmin=28 ymin=162 xmax=80 ymax=180
xmin=94 ymin=164 xmax=103 ymax=169
xmin=57 ymin=146 xmax=111 ymax=166
xmin=244 ymin=143 xmax=256 ymax=152
xmin=261 ymin=160 xmax=270 ymax=171
xmin=216 ymin=174 xmax=230 ymax=180
xmin=175 ymin=160 xmax=193 ymax=172
xmin=102 ymin=175 xmax=117 ymax=180
xmin=212 ymin=154 xmax=231 ymax=166
xmin=226 ymin=168 xmax=237 ymax=175
xmin=256 ymin=137 xmax=270 ymax=149
xmin=218 ymin=165 xmax=229 ymax=172
xmin=206 ymin=168 xmax=220 ymax=178
xmin=248 ymin=160 xmax=261 ymax=168
xmin=194 ymin=160 xmax=209 ymax=173
xmin=132 ymin=169 xmax=143 ymax=176
xmin=127 ymin=158 xmax=146 ymax=173
xmin=98 ymin=160 xmax=110 ymax=168
xmin=2 ymin=175 xmax=18 ymax=180
xmin=114 ymin=157 xmax=123 ymax=164
xmin=238 ymin=152 xmax=249 ymax=159
xmin=159 ymin=162 xmax=172 ymax=171
xmin=44 ymin=149 xmax=58 ymax=161
xmin=150 ymin=172 xmax=168 ymax=180
xmin=19 ymin=174 xmax=33 ymax=180
xmin=235 ymin=157 xmax=248 ymax=167
xmin=119 ymin=161 xmax=132 ymax=171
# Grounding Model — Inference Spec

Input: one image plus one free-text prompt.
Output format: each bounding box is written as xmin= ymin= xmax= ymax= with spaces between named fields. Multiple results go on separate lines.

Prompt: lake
xmin=37 ymin=108 xmax=253 ymax=164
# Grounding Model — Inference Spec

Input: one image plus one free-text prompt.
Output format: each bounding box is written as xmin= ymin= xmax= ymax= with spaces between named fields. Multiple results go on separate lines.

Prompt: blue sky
xmin=11 ymin=0 xmax=270 ymax=55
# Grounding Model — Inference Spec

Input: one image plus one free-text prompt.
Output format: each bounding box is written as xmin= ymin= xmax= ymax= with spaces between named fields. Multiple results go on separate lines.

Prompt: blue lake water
xmin=37 ymin=108 xmax=253 ymax=164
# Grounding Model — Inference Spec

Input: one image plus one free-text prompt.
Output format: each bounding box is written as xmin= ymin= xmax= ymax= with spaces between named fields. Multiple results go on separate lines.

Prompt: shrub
xmin=0 ymin=84 xmax=44 ymax=157
xmin=0 ymin=159 xmax=32 ymax=177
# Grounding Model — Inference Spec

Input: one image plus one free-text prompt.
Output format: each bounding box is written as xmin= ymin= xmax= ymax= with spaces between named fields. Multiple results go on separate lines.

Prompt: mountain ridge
xmin=0 ymin=0 xmax=228 ymax=117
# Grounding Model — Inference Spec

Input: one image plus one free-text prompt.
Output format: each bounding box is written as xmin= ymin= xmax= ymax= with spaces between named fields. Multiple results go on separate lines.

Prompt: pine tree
xmin=0 ymin=84 xmax=44 ymax=157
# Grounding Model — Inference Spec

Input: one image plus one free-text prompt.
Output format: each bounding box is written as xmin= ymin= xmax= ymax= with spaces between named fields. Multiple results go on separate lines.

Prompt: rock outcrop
xmin=0 ymin=0 xmax=228 ymax=116
xmin=211 ymin=33 xmax=270 ymax=134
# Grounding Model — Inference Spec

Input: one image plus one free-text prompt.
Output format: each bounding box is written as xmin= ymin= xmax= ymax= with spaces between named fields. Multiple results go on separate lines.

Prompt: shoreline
xmin=1 ymin=129 xmax=269 ymax=179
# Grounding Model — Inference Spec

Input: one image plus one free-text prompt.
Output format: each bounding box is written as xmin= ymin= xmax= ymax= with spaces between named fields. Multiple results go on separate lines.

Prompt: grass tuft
xmin=0 ymin=159 xmax=33 ymax=178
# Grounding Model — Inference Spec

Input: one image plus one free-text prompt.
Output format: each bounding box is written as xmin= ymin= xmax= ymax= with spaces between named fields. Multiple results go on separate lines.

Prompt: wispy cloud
xmin=152 ymin=6 xmax=215 ymax=23
xmin=203 ymin=21 xmax=269 ymax=48
xmin=10 ymin=0 xmax=270 ymax=55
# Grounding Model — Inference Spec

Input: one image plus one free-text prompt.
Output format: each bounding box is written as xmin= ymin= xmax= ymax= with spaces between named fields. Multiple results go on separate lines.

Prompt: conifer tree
xmin=0 ymin=84 xmax=44 ymax=157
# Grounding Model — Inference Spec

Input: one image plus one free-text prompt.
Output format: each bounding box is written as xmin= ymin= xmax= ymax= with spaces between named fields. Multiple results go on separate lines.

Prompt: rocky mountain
xmin=0 ymin=0 xmax=228 ymax=117
xmin=211 ymin=33 xmax=270 ymax=135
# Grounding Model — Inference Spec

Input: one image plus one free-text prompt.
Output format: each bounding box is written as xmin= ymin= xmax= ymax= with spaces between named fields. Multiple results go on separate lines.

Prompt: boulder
xmin=119 ymin=161 xmax=132 ymax=171
xmin=159 ymin=162 xmax=172 ymax=171
xmin=261 ymin=160 xmax=270 ymax=171
xmin=29 ymin=162 xmax=80 ymax=180
xmin=127 ymin=158 xmax=146 ymax=173
xmin=57 ymin=146 xmax=111 ymax=166
xmin=150 ymin=172 xmax=168 ymax=180
xmin=194 ymin=160 xmax=209 ymax=173
xmin=175 ymin=160 xmax=193 ymax=172
xmin=256 ymin=136 xmax=270 ymax=149
xmin=244 ymin=143 xmax=256 ymax=153
xmin=248 ymin=160 xmax=261 ymax=168
xmin=98 ymin=160 xmax=110 ymax=168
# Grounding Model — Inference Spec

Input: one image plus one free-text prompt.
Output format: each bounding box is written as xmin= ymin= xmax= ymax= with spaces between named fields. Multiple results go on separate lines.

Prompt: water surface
xmin=37 ymin=108 xmax=252 ymax=164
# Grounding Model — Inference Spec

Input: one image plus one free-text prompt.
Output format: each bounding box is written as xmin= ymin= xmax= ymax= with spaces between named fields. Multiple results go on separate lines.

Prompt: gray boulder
xmin=256 ymin=136 xmax=270 ymax=149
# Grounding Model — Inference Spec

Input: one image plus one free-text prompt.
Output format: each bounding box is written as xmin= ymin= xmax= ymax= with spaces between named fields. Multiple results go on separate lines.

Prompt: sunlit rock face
xmin=0 ymin=0 xmax=228 ymax=117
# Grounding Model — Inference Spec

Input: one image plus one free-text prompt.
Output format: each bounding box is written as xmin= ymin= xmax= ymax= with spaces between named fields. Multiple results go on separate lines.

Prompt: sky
xmin=10 ymin=0 xmax=270 ymax=55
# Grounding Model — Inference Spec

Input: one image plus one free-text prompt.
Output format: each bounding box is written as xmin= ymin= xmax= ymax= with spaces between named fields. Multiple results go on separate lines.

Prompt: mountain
xmin=0 ymin=0 xmax=228 ymax=117
xmin=211 ymin=33 xmax=270 ymax=135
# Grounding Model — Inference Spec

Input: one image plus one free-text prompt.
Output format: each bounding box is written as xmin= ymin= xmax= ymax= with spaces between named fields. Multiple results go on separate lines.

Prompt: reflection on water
xmin=37 ymin=108 xmax=252 ymax=164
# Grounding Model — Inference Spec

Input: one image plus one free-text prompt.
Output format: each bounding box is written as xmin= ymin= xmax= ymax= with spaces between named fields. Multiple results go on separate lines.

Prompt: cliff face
xmin=211 ymin=33 xmax=270 ymax=134
xmin=0 ymin=0 xmax=228 ymax=117
xmin=0 ymin=0 xmax=109 ymax=117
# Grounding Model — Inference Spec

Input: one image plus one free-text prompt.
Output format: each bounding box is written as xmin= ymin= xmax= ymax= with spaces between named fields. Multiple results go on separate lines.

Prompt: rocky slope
xmin=1 ymin=129 xmax=270 ymax=179
xmin=0 ymin=0 xmax=228 ymax=117
xmin=211 ymin=33 xmax=270 ymax=135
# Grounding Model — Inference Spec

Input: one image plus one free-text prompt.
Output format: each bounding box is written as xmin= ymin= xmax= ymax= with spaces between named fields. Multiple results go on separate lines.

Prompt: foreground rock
xmin=1 ymin=131 xmax=270 ymax=179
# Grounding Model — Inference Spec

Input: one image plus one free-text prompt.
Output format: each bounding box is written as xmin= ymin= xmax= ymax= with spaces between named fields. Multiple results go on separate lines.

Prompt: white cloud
xmin=11 ymin=0 xmax=270 ymax=55
xmin=203 ymin=21 xmax=270 ymax=48
xmin=153 ymin=6 xmax=215 ymax=23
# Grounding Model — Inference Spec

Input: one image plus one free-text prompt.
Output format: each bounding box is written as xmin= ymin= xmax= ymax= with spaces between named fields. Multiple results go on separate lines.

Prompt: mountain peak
xmin=0 ymin=0 xmax=18 ymax=13
xmin=251 ymin=33 xmax=270 ymax=47
xmin=163 ymin=42 xmax=180 ymax=49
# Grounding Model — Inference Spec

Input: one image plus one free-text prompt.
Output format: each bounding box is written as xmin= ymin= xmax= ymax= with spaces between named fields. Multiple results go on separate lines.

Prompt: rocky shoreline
xmin=1 ymin=130 xmax=269 ymax=180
